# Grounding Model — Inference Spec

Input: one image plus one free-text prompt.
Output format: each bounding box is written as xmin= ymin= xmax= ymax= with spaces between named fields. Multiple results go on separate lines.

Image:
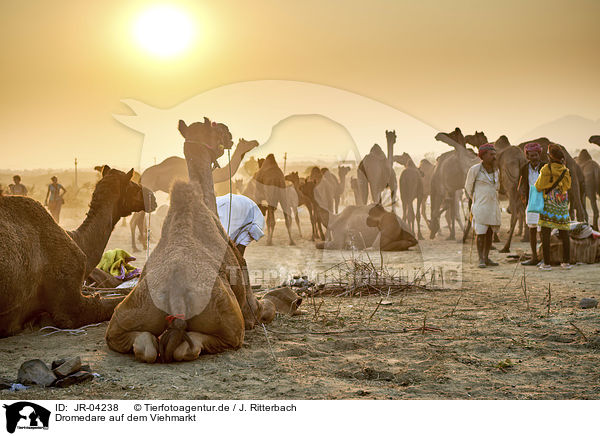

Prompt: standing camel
xmin=577 ymin=148 xmax=600 ymax=229
xmin=394 ymin=153 xmax=425 ymax=239
xmin=244 ymin=154 xmax=295 ymax=245
xmin=335 ymin=166 xmax=351 ymax=213
xmin=106 ymin=118 xmax=274 ymax=363
xmin=0 ymin=166 xmax=156 ymax=337
xmin=429 ymin=128 xmax=479 ymax=240
xmin=356 ymin=144 xmax=397 ymax=206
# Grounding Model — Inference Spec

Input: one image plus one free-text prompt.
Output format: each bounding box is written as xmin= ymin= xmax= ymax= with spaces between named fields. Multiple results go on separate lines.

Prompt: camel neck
xmin=69 ymin=192 xmax=120 ymax=278
xmin=184 ymin=141 xmax=217 ymax=214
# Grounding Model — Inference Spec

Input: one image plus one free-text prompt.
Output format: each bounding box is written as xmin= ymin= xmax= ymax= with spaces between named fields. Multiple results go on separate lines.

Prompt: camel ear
xmin=178 ymin=120 xmax=188 ymax=137
xmin=203 ymin=117 xmax=211 ymax=125
xmin=126 ymin=168 xmax=134 ymax=181
xmin=101 ymin=165 xmax=111 ymax=177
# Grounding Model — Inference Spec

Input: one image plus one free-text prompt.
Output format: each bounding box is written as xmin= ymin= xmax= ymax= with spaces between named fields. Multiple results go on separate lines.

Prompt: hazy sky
xmin=1 ymin=0 xmax=599 ymax=170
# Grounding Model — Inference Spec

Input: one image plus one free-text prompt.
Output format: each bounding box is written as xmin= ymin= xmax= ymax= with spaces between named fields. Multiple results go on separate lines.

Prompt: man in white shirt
xmin=517 ymin=142 xmax=543 ymax=266
xmin=464 ymin=143 xmax=501 ymax=268
xmin=216 ymin=193 xmax=265 ymax=257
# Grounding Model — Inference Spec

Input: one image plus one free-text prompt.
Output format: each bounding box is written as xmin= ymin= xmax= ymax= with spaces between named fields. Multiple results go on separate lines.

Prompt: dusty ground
xmin=1 ymin=203 xmax=599 ymax=400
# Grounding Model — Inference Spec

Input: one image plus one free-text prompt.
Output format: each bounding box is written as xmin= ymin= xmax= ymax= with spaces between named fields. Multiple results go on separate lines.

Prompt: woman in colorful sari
xmin=535 ymin=143 xmax=571 ymax=270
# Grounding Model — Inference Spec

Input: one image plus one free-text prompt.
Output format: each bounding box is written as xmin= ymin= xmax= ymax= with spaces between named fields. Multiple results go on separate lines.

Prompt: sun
xmin=133 ymin=5 xmax=195 ymax=58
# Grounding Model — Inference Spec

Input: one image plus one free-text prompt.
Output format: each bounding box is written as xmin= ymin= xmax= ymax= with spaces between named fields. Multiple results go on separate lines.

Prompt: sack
xmin=527 ymin=185 xmax=544 ymax=214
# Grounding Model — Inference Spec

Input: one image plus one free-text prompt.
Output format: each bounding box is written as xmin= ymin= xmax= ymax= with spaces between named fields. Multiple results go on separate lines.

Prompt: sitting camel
xmin=106 ymin=118 xmax=275 ymax=363
xmin=394 ymin=153 xmax=425 ymax=239
xmin=0 ymin=166 xmax=156 ymax=337
xmin=243 ymin=154 xmax=295 ymax=245
xmin=316 ymin=204 xmax=417 ymax=251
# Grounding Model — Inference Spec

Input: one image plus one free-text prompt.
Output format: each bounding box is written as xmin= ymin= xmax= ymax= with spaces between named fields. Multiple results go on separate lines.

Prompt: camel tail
xmin=158 ymin=317 xmax=193 ymax=363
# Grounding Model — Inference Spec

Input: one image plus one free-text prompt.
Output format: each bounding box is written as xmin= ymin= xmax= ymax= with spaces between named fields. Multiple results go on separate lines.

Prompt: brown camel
xmin=300 ymin=166 xmax=336 ymax=241
xmin=429 ymin=128 xmax=479 ymax=240
xmin=418 ymin=159 xmax=434 ymax=227
xmin=356 ymin=143 xmax=397 ymax=207
xmin=0 ymin=166 xmax=156 ymax=337
xmin=106 ymin=118 xmax=275 ymax=363
xmin=394 ymin=153 xmax=425 ymax=239
xmin=517 ymin=137 xmax=587 ymax=223
xmin=285 ymin=171 xmax=318 ymax=239
xmin=243 ymin=154 xmax=294 ymax=245
xmin=577 ymin=148 xmax=600 ymax=230
xmin=316 ymin=204 xmax=417 ymax=251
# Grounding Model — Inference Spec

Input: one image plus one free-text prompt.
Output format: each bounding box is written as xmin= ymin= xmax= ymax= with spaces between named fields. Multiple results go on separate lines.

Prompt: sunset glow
xmin=133 ymin=5 xmax=194 ymax=58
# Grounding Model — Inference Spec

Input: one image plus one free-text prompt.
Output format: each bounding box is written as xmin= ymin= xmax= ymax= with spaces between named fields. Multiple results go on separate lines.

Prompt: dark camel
xmin=577 ymin=147 xmax=600 ymax=229
xmin=0 ymin=166 xmax=156 ymax=337
xmin=336 ymin=166 xmax=351 ymax=213
xmin=285 ymin=171 xmax=319 ymax=240
xmin=517 ymin=138 xmax=587 ymax=223
xmin=429 ymin=128 xmax=479 ymax=240
xmin=106 ymin=118 xmax=275 ymax=363
xmin=394 ymin=153 xmax=425 ymax=239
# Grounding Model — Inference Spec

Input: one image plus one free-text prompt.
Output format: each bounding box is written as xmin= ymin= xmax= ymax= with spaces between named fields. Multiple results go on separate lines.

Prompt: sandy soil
xmin=1 ymin=203 xmax=599 ymax=400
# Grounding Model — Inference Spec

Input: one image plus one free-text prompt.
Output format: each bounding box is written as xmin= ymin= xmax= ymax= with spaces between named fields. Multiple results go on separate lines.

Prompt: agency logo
xmin=3 ymin=402 xmax=50 ymax=433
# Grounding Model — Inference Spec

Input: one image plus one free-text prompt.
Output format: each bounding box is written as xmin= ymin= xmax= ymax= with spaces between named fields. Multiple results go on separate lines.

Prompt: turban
xmin=524 ymin=142 xmax=542 ymax=153
xmin=478 ymin=143 xmax=495 ymax=158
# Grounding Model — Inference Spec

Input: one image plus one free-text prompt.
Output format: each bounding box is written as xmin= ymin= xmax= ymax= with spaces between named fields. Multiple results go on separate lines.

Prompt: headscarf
xmin=478 ymin=143 xmax=495 ymax=158
xmin=548 ymin=143 xmax=564 ymax=163
xmin=524 ymin=142 xmax=542 ymax=154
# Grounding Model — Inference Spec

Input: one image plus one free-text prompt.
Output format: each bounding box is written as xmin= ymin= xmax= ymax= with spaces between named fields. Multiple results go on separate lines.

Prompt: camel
xmin=516 ymin=138 xmax=587 ymax=223
xmin=418 ymin=159 xmax=434 ymax=227
xmin=577 ymin=148 xmax=600 ymax=230
xmin=243 ymin=154 xmax=295 ymax=245
xmin=336 ymin=166 xmax=351 ymax=213
xmin=305 ymin=166 xmax=338 ymax=240
xmin=429 ymin=128 xmax=479 ymax=240
xmin=0 ymin=166 xmax=156 ymax=337
xmin=356 ymin=142 xmax=398 ymax=207
xmin=316 ymin=204 xmax=417 ymax=251
xmin=394 ymin=153 xmax=425 ymax=239
xmin=286 ymin=171 xmax=318 ymax=239
xmin=106 ymin=118 xmax=275 ymax=363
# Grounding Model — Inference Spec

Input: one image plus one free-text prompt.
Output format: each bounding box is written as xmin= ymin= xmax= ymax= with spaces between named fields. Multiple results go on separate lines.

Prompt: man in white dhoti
xmin=216 ymin=193 xmax=265 ymax=256
xmin=517 ymin=142 xmax=543 ymax=266
xmin=465 ymin=143 xmax=501 ymax=268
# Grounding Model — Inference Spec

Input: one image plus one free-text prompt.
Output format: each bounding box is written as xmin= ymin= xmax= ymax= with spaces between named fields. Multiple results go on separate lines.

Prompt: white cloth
xmin=526 ymin=163 xmax=540 ymax=227
xmin=464 ymin=163 xmax=501 ymax=227
xmin=216 ymin=194 xmax=265 ymax=246
xmin=473 ymin=221 xmax=500 ymax=235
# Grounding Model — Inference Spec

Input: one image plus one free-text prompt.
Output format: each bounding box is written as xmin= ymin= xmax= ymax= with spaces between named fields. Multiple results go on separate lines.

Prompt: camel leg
xmin=586 ymin=188 xmax=599 ymax=230
xmin=266 ymin=206 xmax=275 ymax=245
xmin=283 ymin=209 xmax=296 ymax=245
xmin=500 ymin=212 xmax=518 ymax=253
xmin=446 ymin=197 xmax=456 ymax=240
xmin=173 ymin=331 xmax=241 ymax=361
xmin=416 ymin=196 xmax=424 ymax=240
xmin=293 ymin=207 xmax=303 ymax=239
xmin=130 ymin=216 xmax=139 ymax=252
xmin=357 ymin=172 xmax=369 ymax=206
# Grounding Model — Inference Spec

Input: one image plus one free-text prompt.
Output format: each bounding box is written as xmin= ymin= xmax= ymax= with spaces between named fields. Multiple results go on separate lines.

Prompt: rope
xmin=39 ymin=322 xmax=105 ymax=336
xmin=227 ymin=148 xmax=232 ymax=236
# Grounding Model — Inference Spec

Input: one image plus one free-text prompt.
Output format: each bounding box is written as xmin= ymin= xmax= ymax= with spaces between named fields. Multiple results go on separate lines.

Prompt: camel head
xmin=589 ymin=135 xmax=600 ymax=146
xmin=98 ymin=165 xmax=157 ymax=219
xmin=366 ymin=204 xmax=418 ymax=247
xmin=284 ymin=171 xmax=300 ymax=185
xmin=337 ymin=166 xmax=351 ymax=179
xmin=257 ymin=158 xmax=265 ymax=168
xmin=464 ymin=131 xmax=488 ymax=149
xmin=385 ymin=129 xmax=397 ymax=145
xmin=393 ymin=153 xmax=412 ymax=167
xmin=233 ymin=178 xmax=244 ymax=194
xmin=237 ymin=138 xmax=259 ymax=156
xmin=308 ymin=166 xmax=323 ymax=183
xmin=435 ymin=128 xmax=466 ymax=148
xmin=178 ymin=118 xmax=233 ymax=162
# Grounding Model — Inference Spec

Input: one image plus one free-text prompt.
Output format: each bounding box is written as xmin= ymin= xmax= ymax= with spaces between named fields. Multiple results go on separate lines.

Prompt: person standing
xmin=464 ymin=143 xmax=501 ymax=268
xmin=518 ymin=143 xmax=544 ymax=265
xmin=535 ymin=144 xmax=572 ymax=270
xmin=216 ymin=193 xmax=265 ymax=257
xmin=8 ymin=175 xmax=28 ymax=196
xmin=45 ymin=176 xmax=66 ymax=223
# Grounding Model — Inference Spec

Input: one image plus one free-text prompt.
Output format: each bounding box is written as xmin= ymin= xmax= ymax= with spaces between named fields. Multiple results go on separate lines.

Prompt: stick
xmin=261 ymin=323 xmax=277 ymax=361
xmin=313 ymin=300 xmax=324 ymax=321
xmin=448 ymin=292 xmax=463 ymax=317
xmin=522 ymin=269 xmax=531 ymax=315
xmin=569 ymin=322 xmax=588 ymax=342
xmin=547 ymin=283 xmax=551 ymax=316
xmin=368 ymin=298 xmax=384 ymax=322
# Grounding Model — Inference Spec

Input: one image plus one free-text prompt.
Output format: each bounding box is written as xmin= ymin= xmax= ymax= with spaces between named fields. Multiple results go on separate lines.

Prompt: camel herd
xmin=1 ymin=118 xmax=599 ymax=365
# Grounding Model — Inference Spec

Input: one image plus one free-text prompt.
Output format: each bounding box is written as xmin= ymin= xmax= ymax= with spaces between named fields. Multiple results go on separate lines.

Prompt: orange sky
xmin=0 ymin=0 xmax=599 ymax=170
